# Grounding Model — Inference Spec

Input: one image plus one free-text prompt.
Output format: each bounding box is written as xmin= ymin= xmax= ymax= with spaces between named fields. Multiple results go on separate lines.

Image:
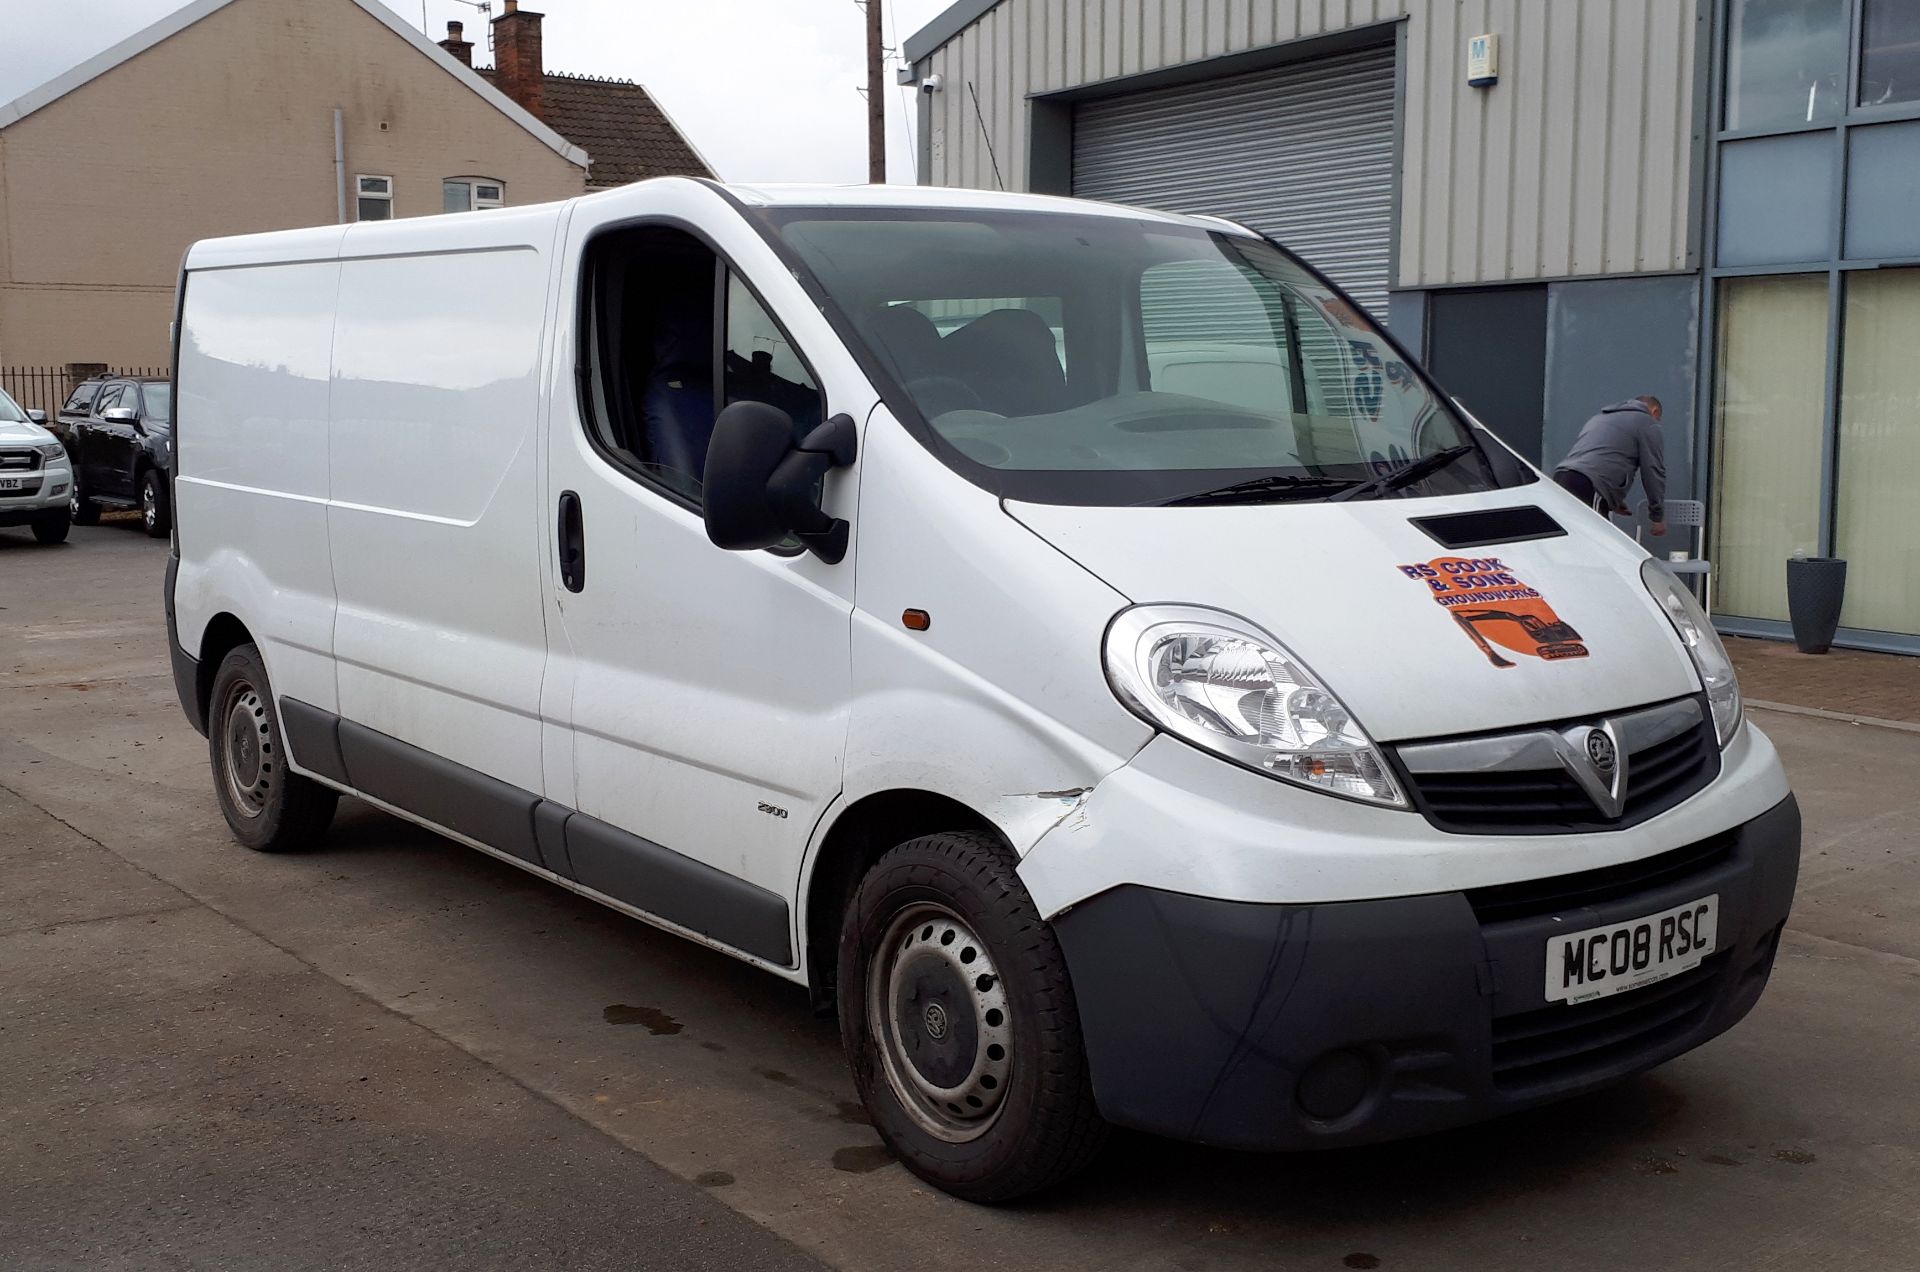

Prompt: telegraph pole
xmin=866 ymin=0 xmax=886 ymax=183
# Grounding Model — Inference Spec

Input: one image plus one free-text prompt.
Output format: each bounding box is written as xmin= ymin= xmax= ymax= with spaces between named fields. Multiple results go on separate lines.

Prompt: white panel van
xmin=166 ymin=180 xmax=1799 ymax=1203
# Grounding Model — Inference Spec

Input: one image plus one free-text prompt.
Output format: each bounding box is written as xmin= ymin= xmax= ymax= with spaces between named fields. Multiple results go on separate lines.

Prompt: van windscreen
xmin=772 ymin=209 xmax=1531 ymax=507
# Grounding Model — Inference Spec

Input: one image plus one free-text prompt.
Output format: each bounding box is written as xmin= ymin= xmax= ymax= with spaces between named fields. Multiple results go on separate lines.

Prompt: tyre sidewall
xmin=208 ymin=645 xmax=297 ymax=851
xmin=32 ymin=510 xmax=71 ymax=544
xmin=839 ymin=836 xmax=1094 ymax=1200
xmin=141 ymin=470 xmax=171 ymax=537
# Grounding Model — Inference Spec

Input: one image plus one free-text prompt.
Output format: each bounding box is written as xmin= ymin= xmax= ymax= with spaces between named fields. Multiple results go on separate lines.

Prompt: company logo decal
xmin=1397 ymin=556 xmax=1590 ymax=668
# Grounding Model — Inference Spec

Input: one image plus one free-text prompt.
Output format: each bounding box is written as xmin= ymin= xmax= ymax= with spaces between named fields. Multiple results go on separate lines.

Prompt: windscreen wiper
xmin=1326 ymin=445 xmax=1477 ymax=503
xmin=1153 ymin=473 xmax=1362 ymax=507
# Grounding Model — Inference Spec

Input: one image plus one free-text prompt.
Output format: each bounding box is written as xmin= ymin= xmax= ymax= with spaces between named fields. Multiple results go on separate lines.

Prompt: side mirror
xmin=25 ymin=409 xmax=46 ymax=425
xmin=102 ymin=406 xmax=142 ymax=431
xmin=702 ymin=402 xmax=857 ymax=563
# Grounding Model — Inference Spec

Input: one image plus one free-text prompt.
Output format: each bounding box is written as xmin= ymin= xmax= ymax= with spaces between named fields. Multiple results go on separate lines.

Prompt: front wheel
xmin=140 ymin=469 xmax=171 ymax=537
xmin=31 ymin=509 xmax=70 ymax=544
xmin=838 ymin=830 xmax=1107 ymax=1203
xmin=69 ymin=476 xmax=101 ymax=526
xmin=208 ymin=644 xmax=338 ymax=852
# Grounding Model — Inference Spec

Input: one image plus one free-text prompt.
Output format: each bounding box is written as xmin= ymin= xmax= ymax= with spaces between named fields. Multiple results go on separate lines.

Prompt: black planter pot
xmin=1786 ymin=557 xmax=1848 ymax=654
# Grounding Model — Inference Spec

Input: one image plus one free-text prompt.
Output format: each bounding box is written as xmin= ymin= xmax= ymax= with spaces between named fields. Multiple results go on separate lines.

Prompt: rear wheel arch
xmin=802 ymin=790 xmax=1002 ymax=1011
xmin=195 ymin=613 xmax=254 ymax=727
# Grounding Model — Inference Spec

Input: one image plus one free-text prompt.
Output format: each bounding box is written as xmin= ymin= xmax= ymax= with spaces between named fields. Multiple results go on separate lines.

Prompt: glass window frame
xmin=1703 ymin=0 xmax=1920 ymax=647
xmin=1719 ymin=0 xmax=1920 ymax=137
xmin=443 ymin=177 xmax=505 ymax=213
xmin=356 ymin=174 xmax=394 ymax=222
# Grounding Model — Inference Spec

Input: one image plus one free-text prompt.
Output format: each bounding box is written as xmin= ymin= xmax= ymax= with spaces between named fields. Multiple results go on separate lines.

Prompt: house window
xmin=357 ymin=175 xmax=394 ymax=221
xmin=443 ymin=178 xmax=505 ymax=213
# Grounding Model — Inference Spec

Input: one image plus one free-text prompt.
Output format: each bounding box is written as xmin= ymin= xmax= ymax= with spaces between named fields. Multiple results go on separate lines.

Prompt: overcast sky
xmin=0 ymin=0 xmax=950 ymax=183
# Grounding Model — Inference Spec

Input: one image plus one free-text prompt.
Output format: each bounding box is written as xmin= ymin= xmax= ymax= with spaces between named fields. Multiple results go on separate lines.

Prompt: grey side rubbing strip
xmin=278 ymin=698 xmax=347 ymax=784
xmin=270 ymin=705 xmax=791 ymax=966
xmin=532 ymin=799 xmax=575 ymax=878
xmin=564 ymin=812 xmax=794 ymax=966
xmin=336 ymin=718 xmax=541 ymax=865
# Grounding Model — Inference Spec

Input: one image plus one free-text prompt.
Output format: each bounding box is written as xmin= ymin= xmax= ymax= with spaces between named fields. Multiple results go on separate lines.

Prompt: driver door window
xmin=580 ymin=226 xmax=821 ymax=506
xmin=724 ymin=272 xmax=822 ymax=439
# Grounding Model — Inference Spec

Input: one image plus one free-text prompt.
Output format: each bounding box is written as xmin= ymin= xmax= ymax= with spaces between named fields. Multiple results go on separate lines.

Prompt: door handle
xmin=557 ymin=490 xmax=585 ymax=592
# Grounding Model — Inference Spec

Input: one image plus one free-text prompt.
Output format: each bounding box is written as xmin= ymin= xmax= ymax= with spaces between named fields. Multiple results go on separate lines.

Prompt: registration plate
xmin=1544 ymin=895 xmax=1718 ymax=1005
xmin=0 ymin=475 xmax=24 ymax=491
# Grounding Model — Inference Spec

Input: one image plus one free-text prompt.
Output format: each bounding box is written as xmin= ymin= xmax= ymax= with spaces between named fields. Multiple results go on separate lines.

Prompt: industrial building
xmin=904 ymin=0 xmax=1920 ymax=651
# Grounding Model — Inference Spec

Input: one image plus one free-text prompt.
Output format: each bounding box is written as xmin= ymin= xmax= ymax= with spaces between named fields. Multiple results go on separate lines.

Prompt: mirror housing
xmin=702 ymin=403 xmax=857 ymax=563
xmin=25 ymin=408 xmax=47 ymax=425
xmin=102 ymin=406 xmax=143 ymax=431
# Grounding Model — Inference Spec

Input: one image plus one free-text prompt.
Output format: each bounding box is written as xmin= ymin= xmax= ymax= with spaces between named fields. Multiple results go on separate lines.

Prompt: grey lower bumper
xmin=1051 ymin=794 xmax=1801 ymax=1151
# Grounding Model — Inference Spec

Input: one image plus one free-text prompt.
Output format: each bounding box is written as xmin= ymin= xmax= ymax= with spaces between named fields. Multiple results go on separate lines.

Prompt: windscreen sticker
xmin=1398 ymin=557 xmax=1590 ymax=668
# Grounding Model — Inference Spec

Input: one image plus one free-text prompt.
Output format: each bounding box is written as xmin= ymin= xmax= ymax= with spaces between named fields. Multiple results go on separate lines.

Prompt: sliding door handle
xmin=557 ymin=490 xmax=585 ymax=593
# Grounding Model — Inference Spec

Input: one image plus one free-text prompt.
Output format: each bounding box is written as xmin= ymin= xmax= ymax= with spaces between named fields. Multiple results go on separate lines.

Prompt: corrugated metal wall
xmin=919 ymin=0 xmax=1702 ymax=288
xmin=1073 ymin=45 xmax=1397 ymax=314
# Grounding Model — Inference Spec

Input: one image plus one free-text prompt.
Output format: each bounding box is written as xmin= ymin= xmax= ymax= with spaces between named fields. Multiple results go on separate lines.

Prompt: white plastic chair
xmin=1639 ymin=498 xmax=1713 ymax=614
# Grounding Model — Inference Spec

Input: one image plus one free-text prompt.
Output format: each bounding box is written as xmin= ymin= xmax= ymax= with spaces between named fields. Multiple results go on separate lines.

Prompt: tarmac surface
xmin=3 ymin=520 xmax=1917 ymax=1270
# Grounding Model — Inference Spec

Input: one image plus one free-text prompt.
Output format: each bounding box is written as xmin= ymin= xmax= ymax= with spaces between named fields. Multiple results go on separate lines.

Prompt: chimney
xmin=438 ymin=20 xmax=472 ymax=67
xmin=492 ymin=0 xmax=545 ymax=120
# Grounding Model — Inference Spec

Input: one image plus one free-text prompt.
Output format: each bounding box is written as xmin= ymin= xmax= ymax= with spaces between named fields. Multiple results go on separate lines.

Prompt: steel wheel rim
xmin=220 ymin=681 xmax=274 ymax=818
xmin=141 ymin=481 xmax=156 ymax=529
xmin=867 ymin=901 xmax=1013 ymax=1143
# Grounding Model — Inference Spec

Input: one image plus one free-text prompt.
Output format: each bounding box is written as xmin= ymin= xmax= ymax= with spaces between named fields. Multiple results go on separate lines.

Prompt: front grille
xmin=1491 ymin=954 xmax=1725 ymax=1093
xmin=1395 ymin=696 xmax=1719 ymax=834
xmin=1465 ymin=832 xmax=1736 ymax=925
xmin=0 ymin=448 xmax=42 ymax=472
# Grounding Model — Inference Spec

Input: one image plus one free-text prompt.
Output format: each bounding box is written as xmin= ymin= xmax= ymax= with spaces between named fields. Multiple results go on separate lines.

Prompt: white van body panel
xmin=327 ymin=209 xmax=562 ymax=793
xmin=829 ymin=404 xmax=1152 ymax=855
xmin=542 ymin=179 xmax=867 ymax=906
xmin=173 ymin=243 xmax=345 ymax=712
xmin=1018 ymin=720 xmax=1790 ymax=917
xmin=1008 ymin=480 xmax=1700 ymax=744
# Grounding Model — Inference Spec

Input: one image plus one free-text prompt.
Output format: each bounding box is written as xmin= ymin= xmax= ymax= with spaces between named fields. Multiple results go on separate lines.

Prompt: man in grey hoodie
xmin=1553 ymin=395 xmax=1668 ymax=536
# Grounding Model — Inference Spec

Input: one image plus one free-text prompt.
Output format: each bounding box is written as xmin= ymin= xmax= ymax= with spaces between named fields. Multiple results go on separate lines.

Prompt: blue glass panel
xmin=1718 ymin=132 xmax=1835 ymax=266
xmin=1846 ymin=121 xmax=1920 ymax=261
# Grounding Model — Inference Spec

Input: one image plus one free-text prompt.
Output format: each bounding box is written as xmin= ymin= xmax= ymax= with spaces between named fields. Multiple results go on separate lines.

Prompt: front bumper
xmin=0 ymin=466 xmax=72 ymax=524
xmin=1051 ymin=794 xmax=1800 ymax=1151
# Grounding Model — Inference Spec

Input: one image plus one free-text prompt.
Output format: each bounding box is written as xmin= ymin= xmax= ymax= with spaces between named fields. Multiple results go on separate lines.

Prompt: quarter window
xmin=357 ymin=175 xmax=394 ymax=221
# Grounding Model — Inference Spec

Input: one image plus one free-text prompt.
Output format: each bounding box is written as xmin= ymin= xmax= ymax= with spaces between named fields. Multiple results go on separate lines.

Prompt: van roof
xmin=182 ymin=178 xmax=1251 ymax=271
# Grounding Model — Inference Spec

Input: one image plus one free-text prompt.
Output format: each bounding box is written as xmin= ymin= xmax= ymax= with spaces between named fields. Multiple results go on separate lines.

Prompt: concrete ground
xmin=3 ymin=521 xmax=1917 ymax=1271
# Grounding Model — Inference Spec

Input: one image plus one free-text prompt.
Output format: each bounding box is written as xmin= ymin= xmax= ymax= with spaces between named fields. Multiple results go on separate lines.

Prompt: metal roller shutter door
xmin=1071 ymin=45 xmax=1398 ymax=317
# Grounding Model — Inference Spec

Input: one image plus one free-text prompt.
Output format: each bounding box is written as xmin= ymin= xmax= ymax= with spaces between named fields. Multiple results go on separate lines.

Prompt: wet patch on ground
xmin=602 ymin=1004 xmax=682 ymax=1035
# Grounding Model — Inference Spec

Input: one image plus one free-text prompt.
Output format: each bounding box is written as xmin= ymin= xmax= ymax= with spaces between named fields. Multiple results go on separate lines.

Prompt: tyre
xmin=30 ymin=510 xmax=71 ymax=545
xmin=69 ymin=476 xmax=101 ymax=526
xmin=140 ymin=469 xmax=171 ymax=537
xmin=838 ymin=830 xmax=1107 ymax=1203
xmin=208 ymin=644 xmax=338 ymax=852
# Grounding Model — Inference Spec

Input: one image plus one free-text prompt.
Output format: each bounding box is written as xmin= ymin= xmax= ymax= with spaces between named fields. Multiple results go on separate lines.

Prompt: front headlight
xmin=37 ymin=441 xmax=66 ymax=462
xmin=1104 ymin=605 xmax=1406 ymax=807
xmin=1641 ymin=560 xmax=1741 ymax=746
